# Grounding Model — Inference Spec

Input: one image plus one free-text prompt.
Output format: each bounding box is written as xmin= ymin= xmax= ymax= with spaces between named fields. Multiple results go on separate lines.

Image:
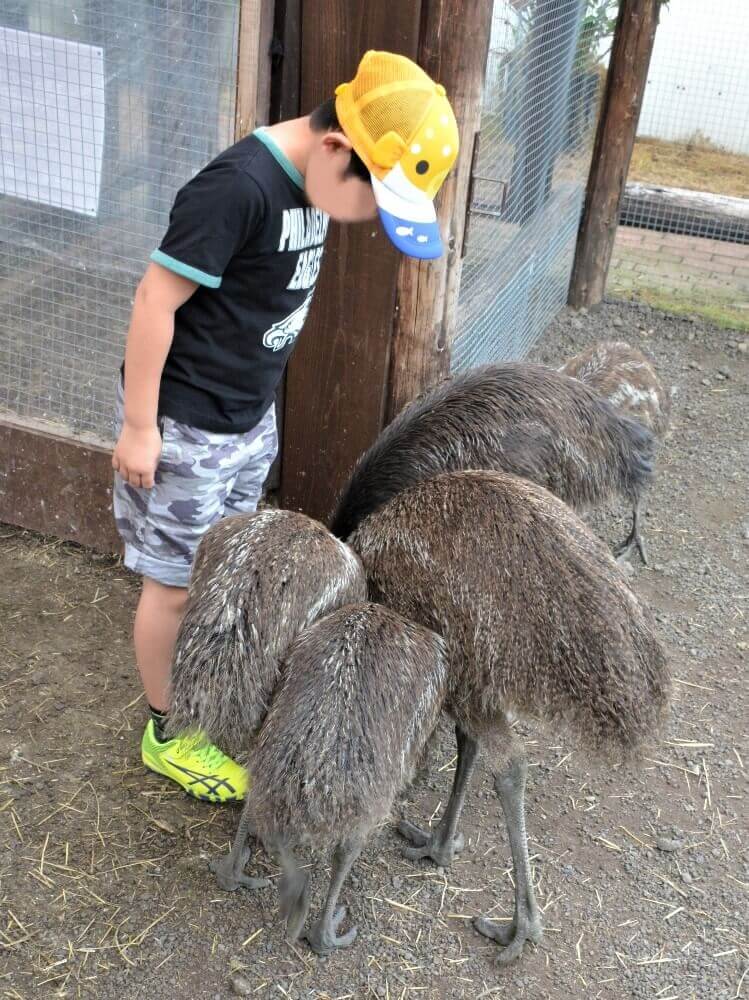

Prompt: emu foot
xmin=209 ymin=850 xmax=269 ymax=892
xmin=305 ymin=907 xmax=358 ymax=956
xmin=397 ymin=819 xmax=464 ymax=867
xmin=279 ymin=868 xmax=311 ymax=941
xmin=473 ymin=912 xmax=543 ymax=964
xmin=615 ymin=531 xmax=648 ymax=566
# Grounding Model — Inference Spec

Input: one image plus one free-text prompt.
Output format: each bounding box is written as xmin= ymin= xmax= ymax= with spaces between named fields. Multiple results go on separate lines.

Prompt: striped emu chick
xmin=167 ymin=508 xmax=366 ymax=772
xmin=559 ymin=340 xmax=671 ymax=563
xmin=246 ymin=603 xmax=448 ymax=955
xmin=351 ymin=471 xmax=669 ymax=964
xmin=560 ymin=340 xmax=671 ymax=439
xmin=329 ymin=362 xmax=654 ymax=563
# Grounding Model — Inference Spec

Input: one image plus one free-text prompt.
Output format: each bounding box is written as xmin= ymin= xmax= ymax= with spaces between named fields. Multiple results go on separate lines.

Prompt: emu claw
xmin=210 ymin=854 xmax=269 ymax=892
xmin=473 ymin=914 xmax=542 ymax=964
xmin=305 ymin=907 xmax=358 ymax=955
xmin=397 ymin=819 xmax=431 ymax=848
xmin=398 ymin=819 xmax=464 ymax=867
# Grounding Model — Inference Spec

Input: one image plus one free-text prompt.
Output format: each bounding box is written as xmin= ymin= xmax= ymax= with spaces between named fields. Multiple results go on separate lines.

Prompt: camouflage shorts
xmin=113 ymin=381 xmax=278 ymax=587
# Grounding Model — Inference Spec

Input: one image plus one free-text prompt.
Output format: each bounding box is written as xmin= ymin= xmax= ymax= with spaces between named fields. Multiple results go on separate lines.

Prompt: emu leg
xmin=615 ymin=499 xmax=648 ymax=565
xmin=210 ymin=800 xmax=269 ymax=891
xmin=304 ymin=836 xmax=363 ymax=955
xmin=274 ymin=839 xmax=311 ymax=942
xmin=399 ymin=724 xmax=479 ymax=867
xmin=474 ymin=755 xmax=542 ymax=963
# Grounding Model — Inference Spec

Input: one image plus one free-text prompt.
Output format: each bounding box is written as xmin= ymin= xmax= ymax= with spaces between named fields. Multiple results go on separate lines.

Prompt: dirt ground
xmin=1 ymin=300 xmax=747 ymax=1000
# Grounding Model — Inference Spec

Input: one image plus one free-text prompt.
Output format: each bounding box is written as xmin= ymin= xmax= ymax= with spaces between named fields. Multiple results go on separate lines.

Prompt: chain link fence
xmin=1 ymin=1 xmax=624 ymax=437
xmin=0 ymin=1 xmax=239 ymax=438
xmin=621 ymin=0 xmax=749 ymax=244
xmin=453 ymin=0 xmax=615 ymax=370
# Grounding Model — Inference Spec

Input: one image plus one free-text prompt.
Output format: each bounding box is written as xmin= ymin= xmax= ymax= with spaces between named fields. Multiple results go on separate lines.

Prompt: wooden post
xmin=279 ymin=2 xmax=422 ymax=521
xmin=235 ymin=0 xmax=275 ymax=138
xmin=568 ymin=0 xmax=660 ymax=308
xmin=280 ymin=0 xmax=493 ymax=519
xmin=386 ymin=0 xmax=494 ymax=421
xmin=269 ymin=0 xmax=301 ymax=123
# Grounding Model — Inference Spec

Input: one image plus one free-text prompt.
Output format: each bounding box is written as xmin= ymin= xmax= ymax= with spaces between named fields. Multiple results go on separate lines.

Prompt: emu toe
xmin=305 ymin=907 xmax=358 ymax=956
xmin=398 ymin=819 xmax=465 ymax=867
xmin=615 ymin=531 xmax=648 ymax=566
xmin=210 ymin=853 xmax=269 ymax=892
xmin=473 ymin=912 xmax=543 ymax=964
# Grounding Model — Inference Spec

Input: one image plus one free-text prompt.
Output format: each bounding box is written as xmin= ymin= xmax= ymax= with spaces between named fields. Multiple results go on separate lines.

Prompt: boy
xmin=112 ymin=51 xmax=459 ymax=802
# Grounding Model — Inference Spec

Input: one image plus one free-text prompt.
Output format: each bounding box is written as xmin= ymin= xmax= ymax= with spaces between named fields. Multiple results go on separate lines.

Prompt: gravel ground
xmin=0 ymin=300 xmax=747 ymax=999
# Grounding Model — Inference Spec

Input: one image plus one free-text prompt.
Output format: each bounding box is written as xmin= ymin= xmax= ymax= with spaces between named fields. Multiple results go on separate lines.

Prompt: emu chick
xmin=560 ymin=339 xmax=671 ymax=439
xmin=353 ymin=470 xmax=669 ymax=749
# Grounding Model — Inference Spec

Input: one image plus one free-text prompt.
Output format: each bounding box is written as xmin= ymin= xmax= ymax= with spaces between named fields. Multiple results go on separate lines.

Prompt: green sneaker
xmin=141 ymin=720 xmax=248 ymax=803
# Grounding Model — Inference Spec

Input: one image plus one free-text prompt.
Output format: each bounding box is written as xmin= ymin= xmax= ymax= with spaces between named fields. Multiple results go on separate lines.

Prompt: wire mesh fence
xmin=453 ymin=0 xmax=614 ymax=371
xmin=0 ymin=1 xmax=240 ymax=438
xmin=621 ymin=0 xmax=749 ymax=245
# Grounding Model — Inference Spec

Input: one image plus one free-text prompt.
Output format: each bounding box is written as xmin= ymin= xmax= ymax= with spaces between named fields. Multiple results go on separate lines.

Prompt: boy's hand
xmin=115 ymin=263 xmax=198 ymax=489
xmin=112 ymin=423 xmax=163 ymax=489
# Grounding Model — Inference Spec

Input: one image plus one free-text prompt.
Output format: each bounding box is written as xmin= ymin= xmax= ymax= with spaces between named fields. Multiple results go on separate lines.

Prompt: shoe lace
xmin=173 ymin=733 xmax=229 ymax=771
xmin=195 ymin=742 xmax=230 ymax=771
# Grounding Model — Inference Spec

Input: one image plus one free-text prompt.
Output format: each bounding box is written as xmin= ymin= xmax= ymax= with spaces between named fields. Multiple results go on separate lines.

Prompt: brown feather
xmin=351 ymin=471 xmax=670 ymax=752
xmin=167 ymin=509 xmax=366 ymax=761
xmin=251 ymin=603 xmax=448 ymax=850
xmin=330 ymin=362 xmax=654 ymax=540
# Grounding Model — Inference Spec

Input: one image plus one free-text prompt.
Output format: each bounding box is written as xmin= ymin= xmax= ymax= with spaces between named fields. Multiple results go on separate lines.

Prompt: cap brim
xmin=371 ymin=174 xmax=443 ymax=260
xmin=377 ymin=206 xmax=443 ymax=259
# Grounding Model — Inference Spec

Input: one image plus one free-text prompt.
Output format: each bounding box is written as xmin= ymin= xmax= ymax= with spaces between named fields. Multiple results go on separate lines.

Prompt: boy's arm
xmin=113 ymin=263 xmax=198 ymax=489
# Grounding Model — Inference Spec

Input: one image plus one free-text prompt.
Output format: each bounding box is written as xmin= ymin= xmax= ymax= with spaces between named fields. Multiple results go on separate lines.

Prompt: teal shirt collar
xmin=254 ymin=127 xmax=304 ymax=191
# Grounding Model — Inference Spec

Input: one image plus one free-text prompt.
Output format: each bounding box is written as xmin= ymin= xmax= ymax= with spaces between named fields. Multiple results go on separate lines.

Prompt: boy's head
xmin=305 ymin=51 xmax=459 ymax=259
xmin=306 ymin=98 xmax=379 ymax=224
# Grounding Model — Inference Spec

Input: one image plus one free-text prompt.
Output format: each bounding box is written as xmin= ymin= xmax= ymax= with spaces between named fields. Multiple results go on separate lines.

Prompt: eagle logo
xmin=262 ymin=293 xmax=313 ymax=353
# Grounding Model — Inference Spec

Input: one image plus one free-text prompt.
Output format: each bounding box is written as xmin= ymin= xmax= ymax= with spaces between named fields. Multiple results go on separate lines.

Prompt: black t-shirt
xmin=147 ymin=129 xmax=329 ymax=433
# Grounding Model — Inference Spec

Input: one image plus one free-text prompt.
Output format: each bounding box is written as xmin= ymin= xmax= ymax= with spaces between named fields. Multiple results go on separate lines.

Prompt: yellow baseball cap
xmin=335 ymin=51 xmax=459 ymax=259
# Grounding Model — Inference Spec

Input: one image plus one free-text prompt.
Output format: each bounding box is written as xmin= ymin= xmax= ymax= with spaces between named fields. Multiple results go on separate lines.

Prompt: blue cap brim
xmin=377 ymin=206 xmax=443 ymax=260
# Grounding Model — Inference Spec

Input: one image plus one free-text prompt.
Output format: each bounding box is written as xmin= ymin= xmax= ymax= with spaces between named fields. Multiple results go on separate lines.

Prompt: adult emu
xmin=350 ymin=470 xmax=669 ymax=962
xmin=329 ymin=362 xmax=655 ymax=562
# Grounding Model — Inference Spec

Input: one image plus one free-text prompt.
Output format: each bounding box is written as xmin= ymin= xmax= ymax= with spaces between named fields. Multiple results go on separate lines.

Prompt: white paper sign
xmin=0 ymin=27 xmax=105 ymax=216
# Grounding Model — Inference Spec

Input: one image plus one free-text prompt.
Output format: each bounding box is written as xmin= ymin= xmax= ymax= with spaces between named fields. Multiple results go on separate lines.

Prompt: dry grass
xmin=629 ymin=136 xmax=749 ymax=199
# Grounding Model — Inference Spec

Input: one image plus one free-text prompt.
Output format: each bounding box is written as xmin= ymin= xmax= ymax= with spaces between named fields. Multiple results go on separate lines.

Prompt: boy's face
xmin=305 ymin=132 xmax=378 ymax=223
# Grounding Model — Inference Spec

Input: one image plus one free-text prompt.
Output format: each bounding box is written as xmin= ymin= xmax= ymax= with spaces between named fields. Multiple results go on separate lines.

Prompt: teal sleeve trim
xmin=254 ymin=127 xmax=305 ymax=190
xmin=150 ymin=249 xmax=222 ymax=288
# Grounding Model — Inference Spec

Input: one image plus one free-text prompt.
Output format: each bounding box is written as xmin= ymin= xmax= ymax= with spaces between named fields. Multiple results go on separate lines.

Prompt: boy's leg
xmin=113 ymin=402 xmax=256 ymax=802
xmin=134 ymin=578 xmax=188 ymax=712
